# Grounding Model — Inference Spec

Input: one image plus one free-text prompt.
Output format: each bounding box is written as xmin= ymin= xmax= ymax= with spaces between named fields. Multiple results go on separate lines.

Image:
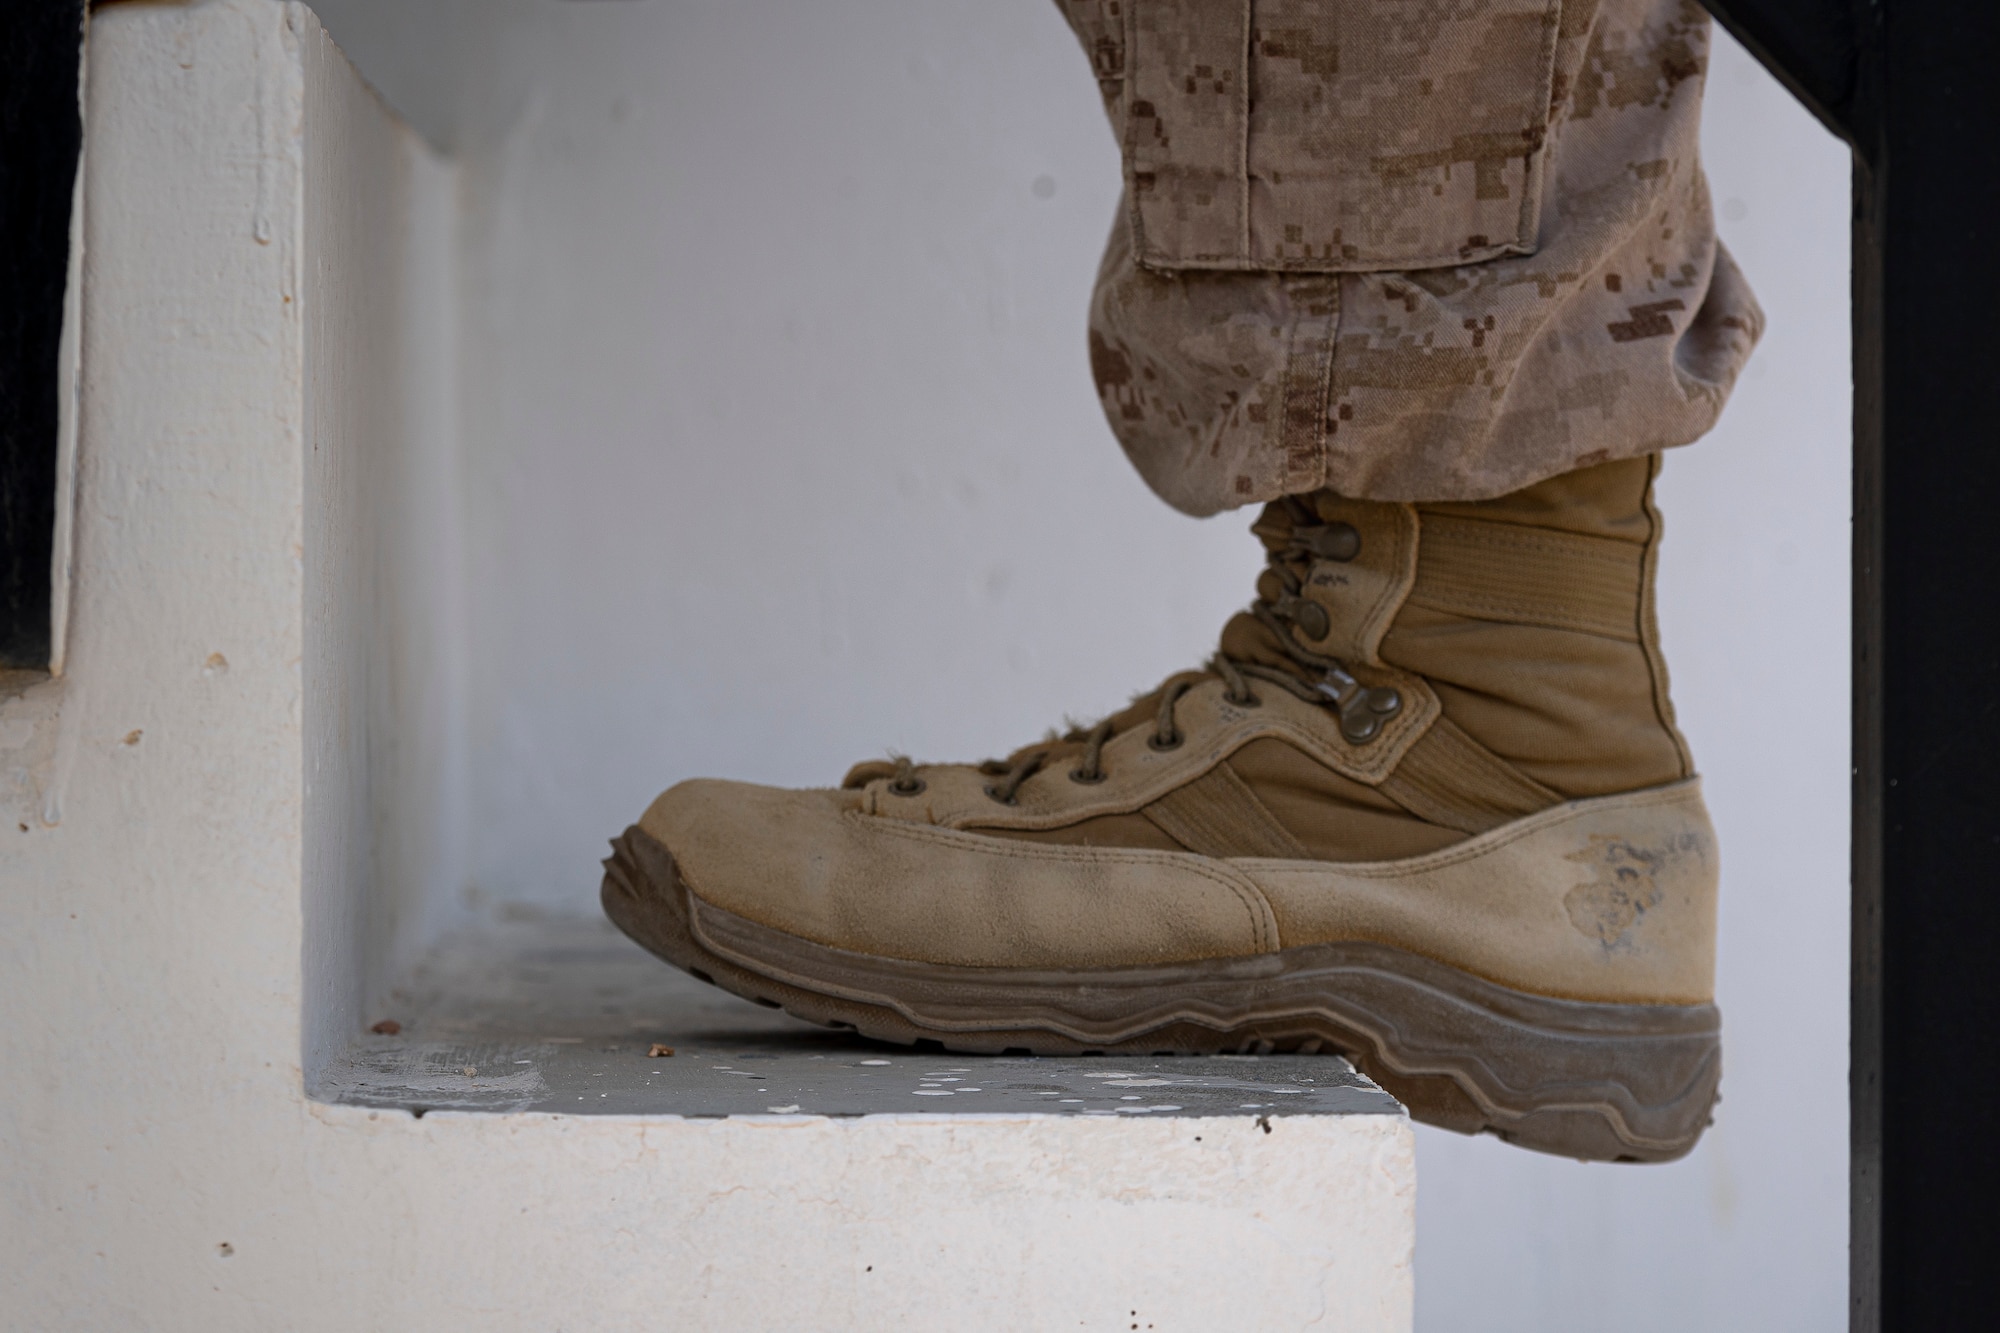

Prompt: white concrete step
xmin=317 ymin=917 xmax=1416 ymax=1327
xmin=2 ymin=4 xmax=1414 ymax=1326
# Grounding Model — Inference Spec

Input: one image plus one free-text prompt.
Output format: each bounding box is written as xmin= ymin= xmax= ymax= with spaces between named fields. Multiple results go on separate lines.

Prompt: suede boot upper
xmin=840 ymin=454 xmax=1690 ymax=865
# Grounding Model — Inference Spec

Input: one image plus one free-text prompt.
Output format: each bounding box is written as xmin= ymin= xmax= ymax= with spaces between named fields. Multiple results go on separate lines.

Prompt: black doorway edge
xmin=0 ymin=0 xmax=85 ymax=671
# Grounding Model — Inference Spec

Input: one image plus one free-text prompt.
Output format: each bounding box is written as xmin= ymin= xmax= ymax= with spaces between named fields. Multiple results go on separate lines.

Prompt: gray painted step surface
xmin=319 ymin=916 xmax=1406 ymax=1122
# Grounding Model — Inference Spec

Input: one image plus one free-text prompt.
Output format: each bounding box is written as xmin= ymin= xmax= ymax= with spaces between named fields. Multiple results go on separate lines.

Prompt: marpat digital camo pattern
xmin=1057 ymin=0 xmax=1762 ymax=512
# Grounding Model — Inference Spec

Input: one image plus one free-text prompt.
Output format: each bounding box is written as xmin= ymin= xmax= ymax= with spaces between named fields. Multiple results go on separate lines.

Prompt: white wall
xmin=298 ymin=7 xmax=466 ymax=1081
xmin=316 ymin=0 xmax=1261 ymax=918
xmin=307 ymin=3 xmax=1855 ymax=1327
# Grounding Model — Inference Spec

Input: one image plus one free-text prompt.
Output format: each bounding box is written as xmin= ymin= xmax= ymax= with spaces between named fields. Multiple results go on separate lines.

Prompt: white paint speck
xmin=860 ymin=1059 xmax=891 ymax=1066
xmin=768 ymin=1105 xmax=801 ymax=1114
xmin=911 ymin=1090 xmax=953 ymax=1097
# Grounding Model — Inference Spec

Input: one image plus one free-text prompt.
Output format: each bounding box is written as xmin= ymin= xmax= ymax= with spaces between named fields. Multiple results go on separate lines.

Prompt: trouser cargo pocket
xmin=1061 ymin=0 xmax=1564 ymax=272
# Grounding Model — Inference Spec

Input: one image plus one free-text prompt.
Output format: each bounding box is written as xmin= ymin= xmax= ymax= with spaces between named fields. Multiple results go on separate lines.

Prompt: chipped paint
xmin=317 ymin=917 xmax=1404 ymax=1122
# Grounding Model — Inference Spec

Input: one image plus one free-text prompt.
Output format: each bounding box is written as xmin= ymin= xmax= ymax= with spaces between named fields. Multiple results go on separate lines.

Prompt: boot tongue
xmin=1217 ymin=607 xmax=1319 ymax=683
xmin=1215 ymin=498 xmax=1326 ymax=687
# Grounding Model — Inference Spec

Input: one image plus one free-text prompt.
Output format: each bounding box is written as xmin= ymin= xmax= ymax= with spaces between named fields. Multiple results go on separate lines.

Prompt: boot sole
xmin=602 ymin=824 xmax=1719 ymax=1162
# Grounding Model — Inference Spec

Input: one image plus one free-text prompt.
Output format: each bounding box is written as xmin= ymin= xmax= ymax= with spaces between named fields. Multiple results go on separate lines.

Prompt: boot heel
xmin=1301 ymin=943 xmax=1721 ymax=1162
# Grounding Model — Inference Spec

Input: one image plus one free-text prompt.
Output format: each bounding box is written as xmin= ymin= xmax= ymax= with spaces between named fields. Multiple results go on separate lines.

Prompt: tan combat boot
xmin=603 ymin=456 xmax=1720 ymax=1162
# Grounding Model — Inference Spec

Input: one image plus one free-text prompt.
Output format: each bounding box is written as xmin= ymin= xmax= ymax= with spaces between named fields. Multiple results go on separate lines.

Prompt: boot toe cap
xmin=629 ymin=777 xmax=1277 ymax=967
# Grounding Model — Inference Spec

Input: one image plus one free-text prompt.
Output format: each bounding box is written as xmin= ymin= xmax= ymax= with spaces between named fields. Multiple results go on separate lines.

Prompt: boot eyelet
xmin=1336 ymin=687 xmax=1402 ymax=744
xmin=1069 ymin=768 xmax=1107 ymax=785
xmin=1291 ymin=601 xmax=1331 ymax=642
xmin=1147 ymin=731 xmax=1184 ymax=752
xmin=888 ymin=777 xmax=926 ymax=797
xmin=1310 ymin=521 xmax=1361 ymax=562
xmin=981 ymin=783 xmax=1016 ymax=805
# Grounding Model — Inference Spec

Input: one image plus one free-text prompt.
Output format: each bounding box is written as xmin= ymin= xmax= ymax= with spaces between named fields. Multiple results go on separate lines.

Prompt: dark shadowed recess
xmin=1704 ymin=2 xmax=2000 ymax=1329
xmin=0 ymin=0 xmax=84 ymax=670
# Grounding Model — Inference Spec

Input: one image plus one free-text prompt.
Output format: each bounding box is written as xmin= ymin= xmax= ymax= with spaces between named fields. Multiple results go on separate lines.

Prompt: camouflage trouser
xmin=1055 ymin=0 xmax=1761 ymax=513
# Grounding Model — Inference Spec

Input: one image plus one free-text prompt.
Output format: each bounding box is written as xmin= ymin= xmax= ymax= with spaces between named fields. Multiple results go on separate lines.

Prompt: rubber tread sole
xmin=602 ymin=825 xmax=1719 ymax=1162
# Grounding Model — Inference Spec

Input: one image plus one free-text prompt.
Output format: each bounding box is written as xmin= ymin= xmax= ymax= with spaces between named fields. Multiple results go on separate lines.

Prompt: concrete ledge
xmin=321 ymin=915 xmax=1407 ymax=1121
xmin=307 ymin=1089 xmax=1412 ymax=1329
xmin=314 ymin=917 xmax=1416 ymax=1328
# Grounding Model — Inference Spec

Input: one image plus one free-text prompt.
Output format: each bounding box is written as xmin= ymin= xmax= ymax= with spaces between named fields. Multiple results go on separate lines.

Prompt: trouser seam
xmin=1278 ymin=276 xmax=1337 ymax=496
xmin=1638 ymin=453 xmax=1697 ymax=779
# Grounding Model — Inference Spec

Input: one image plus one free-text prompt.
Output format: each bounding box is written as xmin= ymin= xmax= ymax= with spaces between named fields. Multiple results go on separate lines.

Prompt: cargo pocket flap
xmin=1122 ymin=0 xmax=1563 ymax=273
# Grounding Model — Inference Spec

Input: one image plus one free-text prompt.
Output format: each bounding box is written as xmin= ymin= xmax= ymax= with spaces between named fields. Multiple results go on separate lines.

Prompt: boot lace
xmin=881 ymin=500 xmax=1402 ymax=805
